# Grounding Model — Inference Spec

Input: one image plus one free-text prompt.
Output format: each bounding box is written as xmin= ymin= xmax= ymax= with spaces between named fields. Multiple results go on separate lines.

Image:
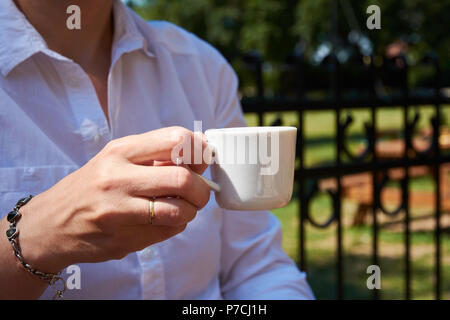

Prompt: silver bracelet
xmin=5 ymin=195 xmax=66 ymax=299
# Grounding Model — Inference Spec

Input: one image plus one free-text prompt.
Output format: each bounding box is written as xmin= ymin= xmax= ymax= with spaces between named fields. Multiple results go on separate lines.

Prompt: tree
xmin=128 ymin=0 xmax=450 ymax=87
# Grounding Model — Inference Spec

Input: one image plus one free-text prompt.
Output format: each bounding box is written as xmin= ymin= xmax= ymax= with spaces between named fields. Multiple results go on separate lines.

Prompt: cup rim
xmin=205 ymin=126 xmax=297 ymax=135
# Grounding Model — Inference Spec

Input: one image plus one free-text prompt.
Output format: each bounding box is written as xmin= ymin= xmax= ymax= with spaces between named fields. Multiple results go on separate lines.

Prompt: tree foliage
xmin=129 ymin=0 xmax=450 ymax=86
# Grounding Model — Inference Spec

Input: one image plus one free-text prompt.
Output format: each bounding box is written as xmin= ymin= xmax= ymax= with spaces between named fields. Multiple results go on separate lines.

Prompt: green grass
xmin=272 ymin=197 xmax=450 ymax=300
xmin=244 ymin=106 xmax=450 ymax=300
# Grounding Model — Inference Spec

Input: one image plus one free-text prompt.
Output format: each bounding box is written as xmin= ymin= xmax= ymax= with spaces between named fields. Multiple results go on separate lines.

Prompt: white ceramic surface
xmin=205 ymin=126 xmax=297 ymax=210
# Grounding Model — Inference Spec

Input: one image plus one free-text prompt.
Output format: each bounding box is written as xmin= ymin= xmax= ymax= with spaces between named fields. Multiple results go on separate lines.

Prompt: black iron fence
xmin=238 ymin=52 xmax=450 ymax=299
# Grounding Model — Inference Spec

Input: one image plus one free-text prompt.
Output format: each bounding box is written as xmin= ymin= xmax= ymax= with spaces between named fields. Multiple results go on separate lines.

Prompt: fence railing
xmin=238 ymin=52 xmax=450 ymax=299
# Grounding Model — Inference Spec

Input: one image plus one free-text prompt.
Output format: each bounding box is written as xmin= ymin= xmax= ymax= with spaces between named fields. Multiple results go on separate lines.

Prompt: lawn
xmin=244 ymin=105 xmax=450 ymax=299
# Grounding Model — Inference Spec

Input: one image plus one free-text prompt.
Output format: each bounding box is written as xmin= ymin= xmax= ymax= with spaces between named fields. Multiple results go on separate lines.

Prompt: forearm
xmin=0 ymin=128 xmax=212 ymax=299
xmin=0 ymin=218 xmax=48 ymax=299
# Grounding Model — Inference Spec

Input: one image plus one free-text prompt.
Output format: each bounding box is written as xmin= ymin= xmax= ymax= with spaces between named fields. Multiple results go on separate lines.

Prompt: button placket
xmin=137 ymin=246 xmax=166 ymax=299
xmin=57 ymin=62 xmax=111 ymax=159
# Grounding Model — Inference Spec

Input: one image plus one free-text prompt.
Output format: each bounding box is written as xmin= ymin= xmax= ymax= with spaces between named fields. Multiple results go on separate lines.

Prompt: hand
xmin=18 ymin=127 xmax=211 ymax=273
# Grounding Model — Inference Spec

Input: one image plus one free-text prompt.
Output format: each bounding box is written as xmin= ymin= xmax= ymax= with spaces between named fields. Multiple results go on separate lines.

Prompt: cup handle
xmin=195 ymin=173 xmax=221 ymax=192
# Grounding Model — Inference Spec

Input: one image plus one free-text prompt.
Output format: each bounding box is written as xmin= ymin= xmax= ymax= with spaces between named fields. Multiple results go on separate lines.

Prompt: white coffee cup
xmin=205 ymin=126 xmax=297 ymax=210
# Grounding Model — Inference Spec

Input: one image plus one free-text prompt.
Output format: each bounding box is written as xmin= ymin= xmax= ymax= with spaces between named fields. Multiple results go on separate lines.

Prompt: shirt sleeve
xmin=212 ymin=56 xmax=315 ymax=300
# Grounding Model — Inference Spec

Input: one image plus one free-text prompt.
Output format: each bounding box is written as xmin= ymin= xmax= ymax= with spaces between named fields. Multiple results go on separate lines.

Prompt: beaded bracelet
xmin=5 ymin=195 xmax=66 ymax=299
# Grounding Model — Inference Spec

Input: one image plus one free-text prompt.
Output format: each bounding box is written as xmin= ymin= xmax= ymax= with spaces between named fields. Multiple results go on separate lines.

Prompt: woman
xmin=0 ymin=0 xmax=314 ymax=299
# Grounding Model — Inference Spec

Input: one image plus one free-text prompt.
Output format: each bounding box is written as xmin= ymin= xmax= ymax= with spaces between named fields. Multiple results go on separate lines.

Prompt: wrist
xmin=11 ymin=194 xmax=68 ymax=274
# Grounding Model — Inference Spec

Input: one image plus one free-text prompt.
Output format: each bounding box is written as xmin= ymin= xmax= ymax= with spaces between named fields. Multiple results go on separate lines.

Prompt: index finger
xmin=106 ymin=127 xmax=211 ymax=172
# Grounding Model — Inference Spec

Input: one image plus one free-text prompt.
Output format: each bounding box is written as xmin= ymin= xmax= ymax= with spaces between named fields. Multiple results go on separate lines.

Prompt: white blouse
xmin=0 ymin=0 xmax=314 ymax=299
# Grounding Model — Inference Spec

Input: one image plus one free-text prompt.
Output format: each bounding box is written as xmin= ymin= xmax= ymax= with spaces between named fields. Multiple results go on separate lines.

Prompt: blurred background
xmin=125 ymin=0 xmax=450 ymax=299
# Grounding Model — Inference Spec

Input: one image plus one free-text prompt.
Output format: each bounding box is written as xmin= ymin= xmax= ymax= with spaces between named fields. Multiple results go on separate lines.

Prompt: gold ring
xmin=149 ymin=199 xmax=155 ymax=224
